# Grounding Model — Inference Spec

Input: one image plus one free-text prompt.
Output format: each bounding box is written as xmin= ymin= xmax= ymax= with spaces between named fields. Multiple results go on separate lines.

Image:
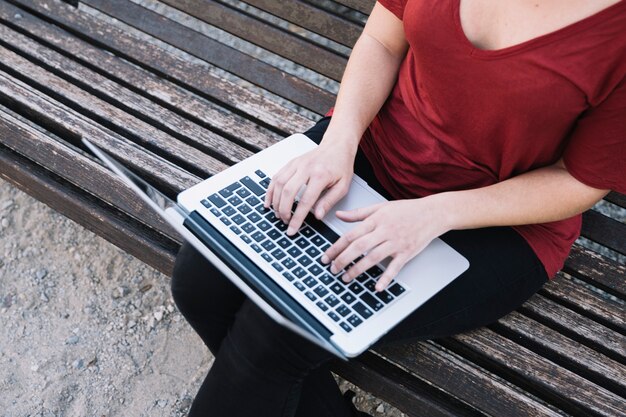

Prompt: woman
xmin=172 ymin=1 xmax=625 ymax=416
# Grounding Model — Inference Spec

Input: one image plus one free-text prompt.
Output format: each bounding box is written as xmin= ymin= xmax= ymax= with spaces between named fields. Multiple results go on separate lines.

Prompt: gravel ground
xmin=0 ymin=178 xmax=405 ymax=417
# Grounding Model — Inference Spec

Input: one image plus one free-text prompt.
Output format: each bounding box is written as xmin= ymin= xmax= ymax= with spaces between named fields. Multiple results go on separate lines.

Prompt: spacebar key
xmin=240 ymin=176 xmax=265 ymax=196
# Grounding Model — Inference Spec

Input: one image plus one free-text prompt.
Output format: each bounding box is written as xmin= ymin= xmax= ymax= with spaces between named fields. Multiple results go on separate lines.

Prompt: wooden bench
xmin=0 ymin=1 xmax=624 ymax=415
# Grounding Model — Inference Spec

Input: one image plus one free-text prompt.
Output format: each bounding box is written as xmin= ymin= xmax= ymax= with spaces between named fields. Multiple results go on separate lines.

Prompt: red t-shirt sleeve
xmin=563 ymin=79 xmax=626 ymax=194
xmin=377 ymin=0 xmax=408 ymax=20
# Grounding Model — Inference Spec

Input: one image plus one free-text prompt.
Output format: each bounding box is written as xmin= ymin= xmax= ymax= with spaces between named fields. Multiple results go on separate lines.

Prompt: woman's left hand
xmin=321 ymin=197 xmax=450 ymax=292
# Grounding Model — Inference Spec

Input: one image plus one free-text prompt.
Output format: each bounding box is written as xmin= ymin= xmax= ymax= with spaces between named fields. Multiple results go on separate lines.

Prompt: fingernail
xmin=287 ymin=227 xmax=295 ymax=235
xmin=316 ymin=208 xmax=324 ymax=218
xmin=320 ymin=254 xmax=329 ymax=264
xmin=330 ymin=263 xmax=337 ymax=274
xmin=341 ymin=274 xmax=350 ymax=283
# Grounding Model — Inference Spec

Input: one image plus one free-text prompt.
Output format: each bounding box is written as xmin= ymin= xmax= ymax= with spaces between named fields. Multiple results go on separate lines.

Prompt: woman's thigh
xmin=377 ymin=226 xmax=548 ymax=345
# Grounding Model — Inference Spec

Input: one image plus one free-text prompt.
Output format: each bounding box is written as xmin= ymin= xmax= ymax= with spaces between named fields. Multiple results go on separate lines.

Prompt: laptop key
xmin=220 ymin=216 xmax=232 ymax=226
xmin=218 ymin=188 xmax=233 ymax=198
xmin=305 ymin=291 xmax=316 ymax=301
xmin=316 ymin=301 xmax=328 ymax=312
xmin=232 ymin=214 xmax=246 ymax=225
xmin=303 ymin=277 xmax=317 ymax=288
xmin=276 ymin=237 xmax=291 ymax=248
xmin=255 ymin=169 xmax=267 ymax=179
xmin=228 ymin=195 xmax=243 ymax=207
xmin=265 ymin=212 xmax=281 ymax=223
xmin=388 ymin=283 xmax=406 ymax=297
xmin=295 ymin=237 xmax=310 ymax=249
xmin=353 ymin=302 xmax=373 ymax=319
xmin=293 ymin=267 xmax=307 ymax=279
xmin=283 ymin=272 xmax=294 ymax=281
xmin=260 ymin=178 xmax=271 ymax=189
xmin=261 ymin=253 xmax=272 ymax=263
xmin=375 ymin=290 xmax=395 ymax=304
xmin=236 ymin=187 xmax=251 ymax=198
xmin=336 ymin=305 xmax=350 ymax=317
xmin=294 ymin=282 xmax=306 ymax=291
xmin=310 ymin=235 xmax=326 ymax=247
xmin=230 ymin=225 xmax=241 ymax=235
xmin=210 ymin=208 xmax=220 ymax=217
xmin=301 ymin=227 xmax=315 ymax=238
xmin=305 ymin=247 xmax=320 ymax=258
xmin=287 ymin=247 xmax=302 ymax=258
xmin=258 ymin=221 xmax=271 ymax=231
xmin=347 ymin=314 xmax=363 ymax=328
xmin=367 ymin=266 xmax=384 ymax=278
xmin=241 ymin=234 xmax=252 ymax=244
xmin=281 ymin=258 xmax=296 ymax=269
xmin=360 ymin=293 xmax=384 ymax=311
xmin=364 ymin=280 xmax=377 ymax=292
xmin=308 ymin=264 xmax=324 ymax=276
xmin=251 ymin=244 xmax=262 ymax=253
xmin=242 ymin=222 xmax=255 ymax=234
xmin=247 ymin=212 xmax=262 ymax=223
xmin=348 ymin=282 xmax=364 ymax=294
xmin=272 ymin=262 xmax=283 ymax=272
xmin=246 ymin=195 xmax=261 ymax=207
xmin=339 ymin=322 xmax=352 ymax=333
xmin=328 ymin=311 xmax=340 ymax=322
xmin=237 ymin=204 xmax=252 ymax=215
xmin=356 ymin=273 xmax=370 ymax=283
xmin=241 ymin=176 xmax=265 ymax=196
xmin=208 ymin=193 xmax=227 ymax=208
xmin=297 ymin=255 xmax=313 ymax=267
xmin=261 ymin=240 xmax=276 ymax=251
xmin=271 ymin=248 xmax=286 ymax=260
xmin=319 ymin=274 xmax=334 ymax=285
xmin=341 ymin=293 xmax=357 ymax=305
xmin=275 ymin=222 xmax=288 ymax=232
xmin=256 ymin=205 xmax=271 ymax=214
xmin=201 ymin=199 xmax=211 ymax=208
xmin=222 ymin=206 xmax=236 ymax=216
xmin=325 ymin=295 xmax=340 ymax=308
xmin=251 ymin=231 xmax=265 ymax=242
xmin=313 ymin=285 xmax=329 ymax=298
xmin=329 ymin=283 xmax=345 ymax=295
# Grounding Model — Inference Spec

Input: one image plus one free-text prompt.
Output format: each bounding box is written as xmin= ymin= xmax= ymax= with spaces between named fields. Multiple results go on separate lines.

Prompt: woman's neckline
xmin=453 ymin=0 xmax=626 ymax=58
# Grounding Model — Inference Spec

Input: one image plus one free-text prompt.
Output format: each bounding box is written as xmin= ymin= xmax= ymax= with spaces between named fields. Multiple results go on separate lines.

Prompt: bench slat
xmin=332 ymin=0 xmax=376 ymax=14
xmin=377 ymin=341 xmax=567 ymax=417
xmin=0 ymin=31 xmax=249 ymax=170
xmin=332 ymin=351 xmax=480 ymax=417
xmin=448 ymin=329 xmax=626 ymax=417
xmin=79 ymin=0 xmax=334 ymax=114
xmin=581 ymin=210 xmax=626 ymax=256
xmin=605 ymin=192 xmax=626 ymax=209
xmin=521 ymin=294 xmax=626 ymax=364
xmin=4 ymin=0 xmax=313 ymax=134
xmin=494 ymin=311 xmax=626 ymax=395
xmin=0 ymin=143 xmax=179 ymax=276
xmin=160 ymin=0 xmax=348 ymax=80
xmin=564 ymin=245 xmax=626 ymax=298
xmin=541 ymin=275 xmax=625 ymax=334
xmin=240 ymin=0 xmax=363 ymax=47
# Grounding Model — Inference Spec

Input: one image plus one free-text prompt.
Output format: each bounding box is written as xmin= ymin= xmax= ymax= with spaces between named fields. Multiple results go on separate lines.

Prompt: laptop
xmin=83 ymin=134 xmax=469 ymax=360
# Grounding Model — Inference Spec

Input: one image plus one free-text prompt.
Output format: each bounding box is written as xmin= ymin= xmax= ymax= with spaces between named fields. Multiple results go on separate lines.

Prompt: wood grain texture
xmin=581 ymin=210 xmax=626 ymax=256
xmin=333 ymin=0 xmax=376 ymax=14
xmin=79 ymin=0 xmax=335 ymax=114
xmin=160 ymin=0 xmax=348 ymax=80
xmin=4 ymin=0 xmax=314 ymax=134
xmin=563 ymin=245 xmax=626 ymax=298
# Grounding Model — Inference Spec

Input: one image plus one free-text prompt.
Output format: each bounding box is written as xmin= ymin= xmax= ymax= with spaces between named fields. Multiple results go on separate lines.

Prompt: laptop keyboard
xmin=200 ymin=170 xmax=408 ymax=333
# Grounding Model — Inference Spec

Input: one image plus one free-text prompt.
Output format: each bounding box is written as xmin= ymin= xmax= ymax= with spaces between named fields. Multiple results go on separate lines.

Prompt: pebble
xmin=0 ymin=199 xmax=13 ymax=211
xmin=72 ymin=359 xmax=84 ymax=370
xmin=66 ymin=335 xmax=79 ymax=345
xmin=157 ymin=399 xmax=168 ymax=408
xmin=36 ymin=269 xmax=48 ymax=280
xmin=112 ymin=286 xmax=130 ymax=299
xmin=376 ymin=403 xmax=385 ymax=413
xmin=154 ymin=310 xmax=164 ymax=322
xmin=1 ymin=218 xmax=8 ymax=228
xmin=40 ymin=292 xmax=49 ymax=303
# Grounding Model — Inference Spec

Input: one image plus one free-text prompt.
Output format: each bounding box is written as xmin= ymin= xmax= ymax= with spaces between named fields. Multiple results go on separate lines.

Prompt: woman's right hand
xmin=264 ymin=139 xmax=357 ymax=235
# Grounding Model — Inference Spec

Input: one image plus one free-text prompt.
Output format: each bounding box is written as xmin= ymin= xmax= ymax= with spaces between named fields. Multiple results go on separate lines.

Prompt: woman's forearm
xmin=434 ymin=160 xmax=610 ymax=232
xmin=321 ymin=4 xmax=408 ymax=153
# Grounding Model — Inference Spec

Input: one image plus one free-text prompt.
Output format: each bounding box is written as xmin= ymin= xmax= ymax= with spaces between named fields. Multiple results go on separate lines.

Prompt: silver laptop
xmin=83 ymin=134 xmax=469 ymax=360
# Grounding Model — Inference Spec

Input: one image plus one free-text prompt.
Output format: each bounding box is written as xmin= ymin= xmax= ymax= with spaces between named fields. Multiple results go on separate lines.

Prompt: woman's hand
xmin=321 ymin=198 xmax=451 ymax=292
xmin=264 ymin=140 xmax=357 ymax=235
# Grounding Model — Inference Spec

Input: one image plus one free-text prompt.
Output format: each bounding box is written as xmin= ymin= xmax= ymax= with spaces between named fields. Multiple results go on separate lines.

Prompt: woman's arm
xmin=324 ymin=160 xmax=609 ymax=290
xmin=265 ymin=3 xmax=409 ymax=233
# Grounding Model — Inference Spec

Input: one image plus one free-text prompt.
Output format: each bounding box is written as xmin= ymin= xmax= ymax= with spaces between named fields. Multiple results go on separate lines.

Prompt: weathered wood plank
xmin=240 ymin=0 xmax=363 ymax=47
xmin=79 ymin=0 xmax=335 ymax=114
xmin=0 ymin=32 xmax=247 ymax=170
xmin=605 ymin=192 xmax=626 ymax=209
xmin=0 ymin=143 xmax=179 ymax=276
xmin=521 ymin=294 xmax=626 ymax=364
xmin=332 ymin=0 xmax=376 ymax=14
xmin=377 ymin=341 xmax=567 ymax=417
xmin=160 ymin=0 xmax=348 ymax=80
xmin=563 ymin=245 xmax=626 ymax=298
xmin=581 ymin=210 xmax=626 ymax=256
xmin=447 ymin=329 xmax=626 ymax=417
xmin=541 ymin=274 xmax=626 ymax=333
xmin=4 ymin=0 xmax=314 ymax=134
xmin=494 ymin=311 xmax=626 ymax=395
xmin=0 ymin=0 xmax=281 ymax=150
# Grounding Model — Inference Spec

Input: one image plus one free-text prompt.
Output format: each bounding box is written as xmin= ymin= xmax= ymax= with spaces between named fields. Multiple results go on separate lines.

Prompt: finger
xmin=277 ymin=174 xmax=306 ymax=222
xmin=331 ymin=230 xmax=385 ymax=276
xmin=312 ymin=181 xmax=348 ymax=219
xmin=335 ymin=203 xmax=383 ymax=223
xmin=324 ymin=221 xmax=376 ymax=271
xmin=376 ymin=254 xmax=408 ymax=292
xmin=340 ymin=240 xmax=393 ymax=283
xmin=287 ymin=179 xmax=327 ymax=235
xmin=269 ymin=165 xmax=295 ymax=212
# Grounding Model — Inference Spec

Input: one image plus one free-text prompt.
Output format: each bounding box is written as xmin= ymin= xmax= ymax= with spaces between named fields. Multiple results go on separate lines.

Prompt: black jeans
xmin=171 ymin=117 xmax=549 ymax=417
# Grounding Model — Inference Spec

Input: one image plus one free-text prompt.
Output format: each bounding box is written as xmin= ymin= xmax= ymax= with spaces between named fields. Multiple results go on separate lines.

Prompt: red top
xmin=356 ymin=0 xmax=626 ymax=278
